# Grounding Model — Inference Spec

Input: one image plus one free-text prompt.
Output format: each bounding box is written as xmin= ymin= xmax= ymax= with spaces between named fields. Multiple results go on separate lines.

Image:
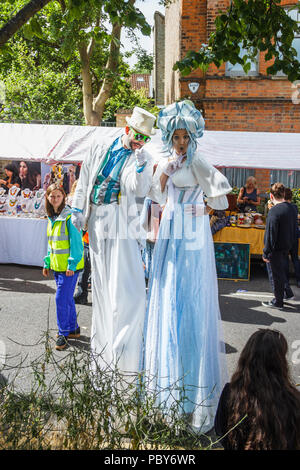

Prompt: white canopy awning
xmin=0 ymin=122 xmax=299 ymax=170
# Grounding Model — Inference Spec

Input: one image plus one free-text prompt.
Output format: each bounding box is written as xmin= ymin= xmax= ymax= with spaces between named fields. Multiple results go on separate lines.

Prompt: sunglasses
xmin=130 ymin=128 xmax=151 ymax=143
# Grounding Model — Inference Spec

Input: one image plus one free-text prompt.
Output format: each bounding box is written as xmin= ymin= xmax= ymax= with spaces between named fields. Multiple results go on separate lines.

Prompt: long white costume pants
xmin=88 ymin=204 xmax=146 ymax=375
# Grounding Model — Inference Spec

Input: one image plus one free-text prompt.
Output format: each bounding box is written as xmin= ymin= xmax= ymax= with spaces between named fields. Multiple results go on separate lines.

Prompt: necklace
xmin=10 ymin=186 xmax=19 ymax=196
xmin=9 ymin=198 xmax=17 ymax=207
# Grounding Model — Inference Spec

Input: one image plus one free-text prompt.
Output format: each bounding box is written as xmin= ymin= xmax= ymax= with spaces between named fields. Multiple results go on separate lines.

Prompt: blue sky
xmin=121 ymin=0 xmax=165 ymax=66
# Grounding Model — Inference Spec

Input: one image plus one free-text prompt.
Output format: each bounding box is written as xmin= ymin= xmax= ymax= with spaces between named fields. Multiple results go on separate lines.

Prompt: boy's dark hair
xmin=284 ymin=187 xmax=293 ymax=202
xmin=270 ymin=182 xmax=285 ymax=200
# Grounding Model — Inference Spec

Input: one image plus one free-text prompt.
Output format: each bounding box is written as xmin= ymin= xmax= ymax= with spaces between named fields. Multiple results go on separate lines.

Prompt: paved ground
xmin=0 ymin=260 xmax=300 ymax=392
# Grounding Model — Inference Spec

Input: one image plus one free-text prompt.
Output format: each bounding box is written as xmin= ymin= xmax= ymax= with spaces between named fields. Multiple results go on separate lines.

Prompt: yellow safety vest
xmin=47 ymin=214 xmax=84 ymax=272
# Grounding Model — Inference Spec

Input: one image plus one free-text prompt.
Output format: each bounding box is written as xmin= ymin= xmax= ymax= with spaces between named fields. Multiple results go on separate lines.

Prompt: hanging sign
xmin=188 ymin=82 xmax=200 ymax=93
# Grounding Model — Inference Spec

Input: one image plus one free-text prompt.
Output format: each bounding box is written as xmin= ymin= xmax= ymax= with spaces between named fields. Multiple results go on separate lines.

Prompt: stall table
xmin=213 ymin=225 xmax=300 ymax=255
xmin=0 ymin=216 xmax=48 ymax=267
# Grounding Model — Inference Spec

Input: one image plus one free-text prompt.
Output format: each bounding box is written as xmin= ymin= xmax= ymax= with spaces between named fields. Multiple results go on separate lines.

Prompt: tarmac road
xmin=0 ymin=260 xmax=300 ymax=393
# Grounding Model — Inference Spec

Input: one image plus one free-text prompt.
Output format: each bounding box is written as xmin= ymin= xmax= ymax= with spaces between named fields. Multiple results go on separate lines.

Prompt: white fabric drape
xmin=1 ymin=123 xmax=300 ymax=170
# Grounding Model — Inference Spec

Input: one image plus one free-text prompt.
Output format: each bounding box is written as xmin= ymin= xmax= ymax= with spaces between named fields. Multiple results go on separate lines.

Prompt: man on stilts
xmin=71 ymin=107 xmax=156 ymax=375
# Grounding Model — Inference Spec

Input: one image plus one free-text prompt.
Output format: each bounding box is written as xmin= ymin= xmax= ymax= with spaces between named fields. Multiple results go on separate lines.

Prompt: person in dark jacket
xmin=283 ymin=187 xmax=300 ymax=288
xmin=214 ymin=329 xmax=300 ymax=450
xmin=262 ymin=183 xmax=297 ymax=309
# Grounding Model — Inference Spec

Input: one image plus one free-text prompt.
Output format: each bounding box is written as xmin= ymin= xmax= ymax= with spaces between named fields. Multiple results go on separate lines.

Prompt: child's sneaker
xmin=55 ymin=335 xmax=68 ymax=350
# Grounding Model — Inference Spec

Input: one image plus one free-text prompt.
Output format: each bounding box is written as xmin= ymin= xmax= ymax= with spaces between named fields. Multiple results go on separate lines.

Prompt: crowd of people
xmin=40 ymin=102 xmax=300 ymax=449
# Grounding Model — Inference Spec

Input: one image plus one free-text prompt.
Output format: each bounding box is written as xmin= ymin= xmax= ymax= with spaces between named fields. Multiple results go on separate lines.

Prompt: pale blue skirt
xmin=141 ymin=187 xmax=227 ymax=432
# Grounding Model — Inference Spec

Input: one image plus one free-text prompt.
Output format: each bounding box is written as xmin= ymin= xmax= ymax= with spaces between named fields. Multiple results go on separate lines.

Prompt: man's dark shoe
xmin=68 ymin=327 xmax=81 ymax=339
xmin=284 ymin=293 xmax=295 ymax=300
xmin=284 ymin=286 xmax=295 ymax=300
xmin=74 ymin=295 xmax=88 ymax=305
xmin=262 ymin=300 xmax=284 ymax=311
xmin=55 ymin=335 xmax=68 ymax=350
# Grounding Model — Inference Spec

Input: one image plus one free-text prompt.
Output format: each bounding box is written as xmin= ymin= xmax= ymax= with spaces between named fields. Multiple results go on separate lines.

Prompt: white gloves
xmin=71 ymin=211 xmax=85 ymax=231
xmin=135 ymin=148 xmax=147 ymax=167
xmin=161 ymin=154 xmax=184 ymax=177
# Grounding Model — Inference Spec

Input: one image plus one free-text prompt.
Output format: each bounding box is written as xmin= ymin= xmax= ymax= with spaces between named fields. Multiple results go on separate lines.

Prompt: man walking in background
xmin=262 ymin=182 xmax=298 ymax=310
xmin=284 ymin=187 xmax=300 ymax=289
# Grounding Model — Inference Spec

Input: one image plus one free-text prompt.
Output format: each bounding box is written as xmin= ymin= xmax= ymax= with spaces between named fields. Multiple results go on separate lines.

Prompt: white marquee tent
xmin=0 ymin=122 xmax=300 ymax=169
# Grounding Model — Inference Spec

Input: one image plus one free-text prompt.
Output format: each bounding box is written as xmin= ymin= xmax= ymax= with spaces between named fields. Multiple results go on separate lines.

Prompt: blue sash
xmin=91 ymin=138 xmax=131 ymax=205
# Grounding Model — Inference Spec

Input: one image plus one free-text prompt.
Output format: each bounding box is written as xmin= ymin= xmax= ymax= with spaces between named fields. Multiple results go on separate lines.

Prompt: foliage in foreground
xmin=0 ymin=333 xmax=220 ymax=450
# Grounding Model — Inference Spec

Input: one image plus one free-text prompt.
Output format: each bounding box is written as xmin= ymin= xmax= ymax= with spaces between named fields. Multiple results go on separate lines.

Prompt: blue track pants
xmin=54 ymin=271 xmax=79 ymax=336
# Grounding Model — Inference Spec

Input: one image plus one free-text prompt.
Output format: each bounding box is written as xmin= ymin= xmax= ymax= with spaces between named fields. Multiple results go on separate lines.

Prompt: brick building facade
xmin=164 ymin=0 xmax=300 ymax=133
xmin=160 ymin=0 xmax=300 ymax=191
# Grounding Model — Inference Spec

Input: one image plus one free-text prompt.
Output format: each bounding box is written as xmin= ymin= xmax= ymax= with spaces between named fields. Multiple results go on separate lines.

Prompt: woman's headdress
xmin=157 ymin=100 xmax=205 ymax=165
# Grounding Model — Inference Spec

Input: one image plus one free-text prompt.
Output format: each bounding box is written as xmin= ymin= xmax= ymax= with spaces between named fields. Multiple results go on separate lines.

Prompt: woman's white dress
xmin=141 ymin=151 xmax=231 ymax=433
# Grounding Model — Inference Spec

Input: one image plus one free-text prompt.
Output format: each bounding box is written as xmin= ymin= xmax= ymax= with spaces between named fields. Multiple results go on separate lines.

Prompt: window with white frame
xmin=276 ymin=6 xmax=300 ymax=75
xmin=288 ymin=8 xmax=300 ymax=61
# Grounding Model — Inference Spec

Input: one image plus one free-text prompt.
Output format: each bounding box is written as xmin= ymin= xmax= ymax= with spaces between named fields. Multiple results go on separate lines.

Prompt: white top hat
xmin=125 ymin=107 xmax=156 ymax=136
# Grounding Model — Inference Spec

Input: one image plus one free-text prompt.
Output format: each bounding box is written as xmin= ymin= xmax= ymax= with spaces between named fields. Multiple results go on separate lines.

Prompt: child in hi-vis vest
xmin=43 ymin=183 xmax=84 ymax=350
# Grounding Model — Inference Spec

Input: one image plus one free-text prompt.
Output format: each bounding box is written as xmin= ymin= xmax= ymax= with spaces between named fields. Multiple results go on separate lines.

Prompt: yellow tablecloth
xmin=213 ymin=226 xmax=300 ymax=255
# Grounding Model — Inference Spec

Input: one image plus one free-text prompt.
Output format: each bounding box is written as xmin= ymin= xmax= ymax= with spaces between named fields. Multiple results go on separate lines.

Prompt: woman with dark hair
xmin=18 ymin=160 xmax=41 ymax=190
xmin=0 ymin=163 xmax=21 ymax=192
xmin=214 ymin=329 xmax=300 ymax=450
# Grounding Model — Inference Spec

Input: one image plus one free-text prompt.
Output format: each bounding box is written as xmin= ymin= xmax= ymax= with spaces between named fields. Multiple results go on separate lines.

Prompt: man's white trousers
xmin=88 ymin=204 xmax=146 ymax=375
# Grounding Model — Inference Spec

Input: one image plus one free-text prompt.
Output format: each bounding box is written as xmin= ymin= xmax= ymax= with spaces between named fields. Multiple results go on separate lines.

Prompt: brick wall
xmin=115 ymin=109 xmax=132 ymax=128
xmin=254 ymin=169 xmax=271 ymax=193
xmin=164 ymin=0 xmax=300 ymax=133
xmin=203 ymin=97 xmax=300 ymax=132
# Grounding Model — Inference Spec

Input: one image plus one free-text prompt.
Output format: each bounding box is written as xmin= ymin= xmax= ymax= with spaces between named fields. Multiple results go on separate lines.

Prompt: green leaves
xmin=0 ymin=0 xmax=154 ymax=125
xmin=174 ymin=0 xmax=300 ymax=81
xmin=22 ymin=17 xmax=43 ymax=40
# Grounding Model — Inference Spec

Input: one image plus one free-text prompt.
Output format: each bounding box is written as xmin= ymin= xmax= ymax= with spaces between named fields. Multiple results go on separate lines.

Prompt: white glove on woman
xmin=161 ymin=154 xmax=184 ymax=177
xmin=71 ymin=211 xmax=85 ymax=231
xmin=135 ymin=148 xmax=147 ymax=167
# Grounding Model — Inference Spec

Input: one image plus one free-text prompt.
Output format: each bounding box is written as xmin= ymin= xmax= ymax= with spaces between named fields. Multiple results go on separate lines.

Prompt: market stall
xmin=213 ymin=225 xmax=300 ymax=256
xmin=1 ymin=122 xmax=300 ymax=168
xmin=0 ymin=216 xmax=48 ymax=266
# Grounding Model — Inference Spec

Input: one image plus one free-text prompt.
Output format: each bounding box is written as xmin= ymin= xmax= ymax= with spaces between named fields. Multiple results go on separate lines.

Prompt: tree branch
xmin=93 ymin=21 xmax=122 ymax=121
xmin=79 ymin=41 xmax=96 ymax=125
xmin=0 ymin=0 xmax=52 ymax=47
